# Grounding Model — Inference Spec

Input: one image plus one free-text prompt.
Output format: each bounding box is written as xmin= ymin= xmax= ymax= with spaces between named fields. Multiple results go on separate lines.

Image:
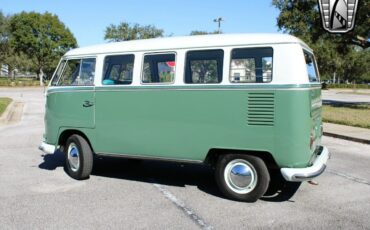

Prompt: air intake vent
xmin=247 ymin=92 xmax=275 ymax=126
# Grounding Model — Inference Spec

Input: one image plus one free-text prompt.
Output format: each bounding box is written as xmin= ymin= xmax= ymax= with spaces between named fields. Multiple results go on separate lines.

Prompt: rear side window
xmin=185 ymin=50 xmax=223 ymax=84
xmin=57 ymin=58 xmax=96 ymax=86
xmin=142 ymin=53 xmax=175 ymax=84
xmin=230 ymin=47 xmax=273 ymax=83
xmin=304 ymin=51 xmax=319 ymax=82
xmin=103 ymin=54 xmax=134 ymax=85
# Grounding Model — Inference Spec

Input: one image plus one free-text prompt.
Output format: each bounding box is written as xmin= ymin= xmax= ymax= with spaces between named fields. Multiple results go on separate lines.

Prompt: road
xmin=0 ymin=88 xmax=370 ymax=229
xmin=322 ymin=89 xmax=370 ymax=104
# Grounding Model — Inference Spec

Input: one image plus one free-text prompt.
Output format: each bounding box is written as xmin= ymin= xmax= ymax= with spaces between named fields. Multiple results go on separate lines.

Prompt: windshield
xmin=50 ymin=60 xmax=66 ymax=86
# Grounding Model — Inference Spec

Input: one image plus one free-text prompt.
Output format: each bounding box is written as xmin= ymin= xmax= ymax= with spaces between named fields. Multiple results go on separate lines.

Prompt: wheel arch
xmin=204 ymin=148 xmax=279 ymax=170
xmin=58 ymin=129 xmax=95 ymax=153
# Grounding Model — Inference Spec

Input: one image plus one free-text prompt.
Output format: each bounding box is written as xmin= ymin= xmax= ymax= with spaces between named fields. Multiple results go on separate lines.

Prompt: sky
xmin=1 ymin=0 xmax=281 ymax=47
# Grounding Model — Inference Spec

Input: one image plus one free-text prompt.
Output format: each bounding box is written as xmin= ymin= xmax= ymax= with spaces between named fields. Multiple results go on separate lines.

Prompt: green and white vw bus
xmin=40 ymin=34 xmax=329 ymax=202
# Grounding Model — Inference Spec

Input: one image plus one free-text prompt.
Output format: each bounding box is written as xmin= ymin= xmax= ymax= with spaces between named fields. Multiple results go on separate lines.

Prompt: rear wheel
xmin=215 ymin=154 xmax=270 ymax=202
xmin=264 ymin=170 xmax=302 ymax=200
xmin=65 ymin=134 xmax=93 ymax=180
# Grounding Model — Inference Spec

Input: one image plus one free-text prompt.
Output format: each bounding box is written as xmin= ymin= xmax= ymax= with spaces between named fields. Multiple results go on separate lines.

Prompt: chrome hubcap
xmin=67 ymin=143 xmax=80 ymax=172
xmin=224 ymin=159 xmax=257 ymax=194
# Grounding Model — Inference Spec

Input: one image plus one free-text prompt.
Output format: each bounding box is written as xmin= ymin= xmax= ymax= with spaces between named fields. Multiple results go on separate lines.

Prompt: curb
xmin=323 ymin=132 xmax=370 ymax=145
xmin=0 ymin=100 xmax=15 ymax=124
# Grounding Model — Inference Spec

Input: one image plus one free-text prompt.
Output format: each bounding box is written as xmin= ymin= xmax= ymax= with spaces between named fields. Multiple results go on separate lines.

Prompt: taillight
xmin=310 ymin=129 xmax=316 ymax=150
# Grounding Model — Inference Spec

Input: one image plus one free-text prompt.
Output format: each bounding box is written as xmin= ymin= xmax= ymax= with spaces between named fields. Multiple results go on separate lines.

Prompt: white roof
xmin=65 ymin=33 xmax=311 ymax=57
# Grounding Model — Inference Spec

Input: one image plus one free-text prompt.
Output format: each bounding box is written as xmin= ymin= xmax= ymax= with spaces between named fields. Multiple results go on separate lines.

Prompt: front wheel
xmin=65 ymin=134 xmax=93 ymax=180
xmin=215 ymin=154 xmax=270 ymax=202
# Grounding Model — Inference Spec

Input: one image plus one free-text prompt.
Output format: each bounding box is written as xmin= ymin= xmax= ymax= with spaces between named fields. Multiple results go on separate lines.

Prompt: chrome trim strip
xmin=47 ymin=85 xmax=321 ymax=95
xmin=95 ymin=152 xmax=204 ymax=164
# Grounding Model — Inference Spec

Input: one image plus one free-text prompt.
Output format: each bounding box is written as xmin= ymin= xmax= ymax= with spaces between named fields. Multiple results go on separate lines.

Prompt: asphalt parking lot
xmin=0 ymin=88 xmax=370 ymax=229
xmin=322 ymin=89 xmax=370 ymax=104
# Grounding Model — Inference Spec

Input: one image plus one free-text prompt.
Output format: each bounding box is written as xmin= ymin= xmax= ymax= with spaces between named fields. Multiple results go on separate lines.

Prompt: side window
xmin=262 ymin=57 xmax=272 ymax=82
xmin=57 ymin=58 xmax=96 ymax=86
xmin=58 ymin=59 xmax=81 ymax=86
xmin=304 ymin=51 xmax=319 ymax=82
xmin=230 ymin=47 xmax=273 ymax=83
xmin=230 ymin=58 xmax=256 ymax=83
xmin=79 ymin=58 xmax=95 ymax=85
xmin=103 ymin=54 xmax=134 ymax=85
xmin=50 ymin=60 xmax=66 ymax=86
xmin=185 ymin=50 xmax=223 ymax=84
xmin=142 ymin=53 xmax=175 ymax=84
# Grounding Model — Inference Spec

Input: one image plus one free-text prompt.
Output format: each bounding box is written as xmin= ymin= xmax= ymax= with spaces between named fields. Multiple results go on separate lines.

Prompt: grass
xmin=322 ymin=104 xmax=370 ymax=129
xmin=338 ymin=91 xmax=370 ymax=96
xmin=325 ymin=83 xmax=370 ymax=89
xmin=0 ymin=97 xmax=12 ymax=117
xmin=0 ymin=77 xmax=41 ymax=87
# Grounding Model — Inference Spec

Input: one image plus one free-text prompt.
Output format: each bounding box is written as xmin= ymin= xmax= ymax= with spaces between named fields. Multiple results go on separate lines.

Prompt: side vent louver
xmin=247 ymin=92 xmax=275 ymax=126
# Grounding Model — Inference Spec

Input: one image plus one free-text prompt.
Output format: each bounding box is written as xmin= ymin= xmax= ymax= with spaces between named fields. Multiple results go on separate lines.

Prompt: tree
xmin=9 ymin=11 xmax=77 ymax=85
xmin=0 ymin=11 xmax=9 ymax=65
xmin=190 ymin=30 xmax=219 ymax=36
xmin=0 ymin=11 xmax=31 ymax=79
xmin=342 ymin=48 xmax=370 ymax=82
xmin=273 ymin=0 xmax=369 ymax=50
xmin=104 ymin=22 xmax=164 ymax=42
xmin=3 ymin=49 xmax=33 ymax=79
xmin=272 ymin=0 xmax=370 ymax=82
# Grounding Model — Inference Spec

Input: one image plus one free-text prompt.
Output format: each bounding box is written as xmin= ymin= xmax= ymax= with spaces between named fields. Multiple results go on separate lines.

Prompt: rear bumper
xmin=281 ymin=146 xmax=330 ymax=182
xmin=39 ymin=141 xmax=56 ymax=154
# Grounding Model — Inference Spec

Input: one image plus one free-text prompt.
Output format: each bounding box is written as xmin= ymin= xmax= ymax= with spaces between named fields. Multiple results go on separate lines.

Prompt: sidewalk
xmin=323 ymin=123 xmax=370 ymax=144
xmin=0 ymin=100 xmax=24 ymax=125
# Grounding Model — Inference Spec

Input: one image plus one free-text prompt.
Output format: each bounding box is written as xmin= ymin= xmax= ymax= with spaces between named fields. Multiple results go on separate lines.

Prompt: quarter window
xmin=304 ymin=51 xmax=319 ymax=82
xmin=230 ymin=48 xmax=273 ymax=83
xmin=103 ymin=54 xmax=134 ymax=85
xmin=185 ymin=50 xmax=223 ymax=84
xmin=142 ymin=53 xmax=175 ymax=84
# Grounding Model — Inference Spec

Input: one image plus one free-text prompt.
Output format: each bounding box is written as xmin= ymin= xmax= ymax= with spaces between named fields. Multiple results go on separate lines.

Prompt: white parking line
xmin=153 ymin=183 xmax=214 ymax=230
xmin=327 ymin=169 xmax=370 ymax=186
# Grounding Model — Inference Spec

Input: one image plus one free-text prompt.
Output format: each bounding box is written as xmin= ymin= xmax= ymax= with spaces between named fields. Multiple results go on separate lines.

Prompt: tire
xmin=64 ymin=134 xmax=93 ymax=180
xmin=264 ymin=169 xmax=286 ymax=196
xmin=263 ymin=171 xmax=301 ymax=201
xmin=215 ymin=154 xmax=270 ymax=202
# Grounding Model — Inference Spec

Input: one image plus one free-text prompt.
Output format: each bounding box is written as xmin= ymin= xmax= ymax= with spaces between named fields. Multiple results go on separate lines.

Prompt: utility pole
xmin=213 ymin=17 xmax=224 ymax=34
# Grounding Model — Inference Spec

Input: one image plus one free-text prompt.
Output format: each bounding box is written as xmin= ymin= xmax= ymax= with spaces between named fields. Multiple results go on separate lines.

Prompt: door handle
xmin=83 ymin=100 xmax=94 ymax=107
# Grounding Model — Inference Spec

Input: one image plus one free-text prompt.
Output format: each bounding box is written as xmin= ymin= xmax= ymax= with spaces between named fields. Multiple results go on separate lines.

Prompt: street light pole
xmin=213 ymin=17 xmax=224 ymax=34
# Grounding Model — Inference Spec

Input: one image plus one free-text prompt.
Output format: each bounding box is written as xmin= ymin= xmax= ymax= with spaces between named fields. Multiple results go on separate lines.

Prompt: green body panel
xmin=273 ymin=86 xmax=321 ymax=167
xmin=310 ymin=87 xmax=323 ymax=149
xmin=45 ymin=84 xmax=322 ymax=168
xmin=45 ymin=87 xmax=95 ymax=144
xmin=94 ymin=88 xmax=275 ymax=161
xmin=274 ymin=91 xmax=310 ymax=167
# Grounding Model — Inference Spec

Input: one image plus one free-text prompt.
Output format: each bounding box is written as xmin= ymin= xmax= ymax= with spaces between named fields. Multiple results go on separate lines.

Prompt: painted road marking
xmin=153 ymin=183 xmax=214 ymax=230
xmin=327 ymin=169 xmax=370 ymax=186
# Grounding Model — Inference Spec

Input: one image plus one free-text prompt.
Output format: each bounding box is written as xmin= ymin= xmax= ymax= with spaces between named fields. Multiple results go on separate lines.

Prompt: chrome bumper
xmin=39 ymin=141 xmax=56 ymax=154
xmin=281 ymin=147 xmax=330 ymax=182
